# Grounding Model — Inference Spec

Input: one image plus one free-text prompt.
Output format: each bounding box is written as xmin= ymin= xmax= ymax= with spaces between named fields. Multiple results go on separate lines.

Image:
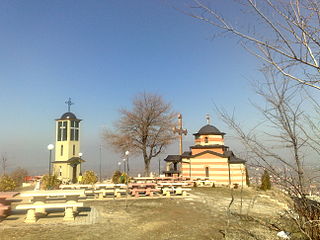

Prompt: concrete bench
xmin=0 ymin=205 xmax=10 ymax=217
xmin=94 ymin=189 xmax=127 ymax=199
xmin=161 ymin=187 xmax=192 ymax=197
xmin=130 ymin=188 xmax=160 ymax=197
xmin=16 ymin=202 xmax=83 ymax=223
xmin=0 ymin=192 xmax=19 ymax=218
xmin=194 ymin=180 xmax=215 ymax=187
xmin=161 ymin=187 xmax=175 ymax=197
xmin=175 ymin=187 xmax=192 ymax=196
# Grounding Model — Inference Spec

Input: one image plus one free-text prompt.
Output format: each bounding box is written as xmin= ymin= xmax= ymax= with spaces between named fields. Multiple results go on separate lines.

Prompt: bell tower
xmin=52 ymin=98 xmax=84 ymax=183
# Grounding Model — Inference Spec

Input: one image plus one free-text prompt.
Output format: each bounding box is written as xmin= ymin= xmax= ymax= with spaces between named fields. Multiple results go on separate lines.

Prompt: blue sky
xmin=0 ymin=0 xmax=264 ymax=175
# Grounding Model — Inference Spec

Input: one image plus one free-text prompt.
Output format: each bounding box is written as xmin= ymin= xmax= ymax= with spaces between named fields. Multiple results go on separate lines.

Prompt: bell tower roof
xmin=59 ymin=112 xmax=78 ymax=120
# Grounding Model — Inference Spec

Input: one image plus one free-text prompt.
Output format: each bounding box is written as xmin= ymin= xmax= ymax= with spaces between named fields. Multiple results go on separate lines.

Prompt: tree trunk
xmin=144 ymin=158 xmax=150 ymax=177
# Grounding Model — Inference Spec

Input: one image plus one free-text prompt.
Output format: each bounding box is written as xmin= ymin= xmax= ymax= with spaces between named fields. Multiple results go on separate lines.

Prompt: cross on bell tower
xmin=65 ymin=98 xmax=74 ymax=112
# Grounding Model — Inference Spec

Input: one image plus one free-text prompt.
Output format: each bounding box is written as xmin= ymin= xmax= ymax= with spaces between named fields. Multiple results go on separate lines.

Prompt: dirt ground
xmin=0 ymin=187 xmax=303 ymax=240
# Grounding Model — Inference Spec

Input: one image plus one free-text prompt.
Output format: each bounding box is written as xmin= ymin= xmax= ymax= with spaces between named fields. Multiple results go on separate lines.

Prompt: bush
xmin=10 ymin=167 xmax=28 ymax=187
xmin=82 ymin=170 xmax=98 ymax=184
xmin=260 ymin=170 xmax=271 ymax=191
xmin=112 ymin=170 xmax=122 ymax=184
xmin=41 ymin=175 xmax=61 ymax=190
xmin=0 ymin=175 xmax=17 ymax=191
xmin=119 ymin=173 xmax=129 ymax=184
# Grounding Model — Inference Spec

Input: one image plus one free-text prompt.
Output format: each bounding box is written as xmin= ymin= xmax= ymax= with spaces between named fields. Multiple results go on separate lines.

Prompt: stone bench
xmin=0 ymin=192 xmax=19 ymax=218
xmin=162 ymin=187 xmax=192 ymax=197
xmin=0 ymin=205 xmax=10 ymax=217
xmin=94 ymin=189 xmax=127 ymax=199
xmin=175 ymin=187 xmax=192 ymax=196
xmin=130 ymin=188 xmax=160 ymax=197
xmin=16 ymin=202 xmax=83 ymax=223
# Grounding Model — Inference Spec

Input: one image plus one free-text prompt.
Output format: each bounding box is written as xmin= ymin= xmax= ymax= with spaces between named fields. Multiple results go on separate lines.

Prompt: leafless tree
xmin=10 ymin=167 xmax=28 ymax=187
xmin=217 ymin=72 xmax=320 ymax=239
xmin=219 ymin=74 xmax=308 ymax=195
xmin=182 ymin=0 xmax=320 ymax=90
xmin=104 ymin=92 xmax=177 ymax=176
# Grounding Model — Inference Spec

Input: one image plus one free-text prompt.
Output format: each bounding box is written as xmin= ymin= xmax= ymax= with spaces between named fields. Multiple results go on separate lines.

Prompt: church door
xmin=72 ymin=165 xmax=77 ymax=183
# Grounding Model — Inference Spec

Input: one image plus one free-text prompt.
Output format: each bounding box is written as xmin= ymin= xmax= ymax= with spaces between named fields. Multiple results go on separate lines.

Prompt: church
xmin=164 ymin=117 xmax=247 ymax=187
xmin=51 ymin=99 xmax=84 ymax=183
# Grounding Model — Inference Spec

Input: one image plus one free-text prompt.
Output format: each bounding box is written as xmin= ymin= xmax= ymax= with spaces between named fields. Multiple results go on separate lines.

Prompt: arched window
xmin=205 ymin=167 xmax=209 ymax=178
xmin=204 ymin=137 xmax=208 ymax=143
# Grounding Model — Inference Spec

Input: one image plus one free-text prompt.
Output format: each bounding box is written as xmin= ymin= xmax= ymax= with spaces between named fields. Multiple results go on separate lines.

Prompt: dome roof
xmin=194 ymin=124 xmax=225 ymax=136
xmin=60 ymin=112 xmax=77 ymax=120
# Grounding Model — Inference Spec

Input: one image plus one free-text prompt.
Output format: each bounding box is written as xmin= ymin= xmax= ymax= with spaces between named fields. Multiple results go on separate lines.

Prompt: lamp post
xmin=125 ymin=151 xmax=130 ymax=176
xmin=118 ymin=161 xmax=121 ymax=171
xmin=47 ymin=144 xmax=54 ymax=175
xmin=122 ymin=158 xmax=126 ymax=173
xmin=99 ymin=145 xmax=102 ymax=182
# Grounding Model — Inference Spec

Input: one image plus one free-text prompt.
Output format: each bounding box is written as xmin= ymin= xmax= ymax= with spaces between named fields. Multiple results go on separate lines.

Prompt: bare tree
xmin=217 ymin=73 xmax=320 ymax=239
xmin=10 ymin=167 xmax=28 ymax=187
xmin=104 ymin=92 xmax=177 ymax=176
xmin=182 ymin=0 xmax=320 ymax=90
xmin=219 ymin=74 xmax=308 ymax=195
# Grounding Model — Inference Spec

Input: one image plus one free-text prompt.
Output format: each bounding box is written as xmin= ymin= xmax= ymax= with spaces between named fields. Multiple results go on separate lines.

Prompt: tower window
xmin=204 ymin=137 xmax=208 ymax=143
xmin=57 ymin=121 xmax=68 ymax=141
xmin=205 ymin=167 xmax=209 ymax=178
xmin=60 ymin=145 xmax=63 ymax=156
xmin=73 ymin=145 xmax=75 ymax=156
xmin=70 ymin=121 xmax=79 ymax=141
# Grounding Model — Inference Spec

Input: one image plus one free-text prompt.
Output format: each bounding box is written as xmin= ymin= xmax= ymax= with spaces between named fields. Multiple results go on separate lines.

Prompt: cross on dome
xmin=65 ymin=98 xmax=74 ymax=112
xmin=206 ymin=114 xmax=210 ymax=125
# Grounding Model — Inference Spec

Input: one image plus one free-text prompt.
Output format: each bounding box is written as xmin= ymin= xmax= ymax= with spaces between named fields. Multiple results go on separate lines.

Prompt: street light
xmin=118 ymin=161 xmax=121 ymax=171
xmin=123 ymin=158 xmax=126 ymax=173
xmin=47 ymin=144 xmax=54 ymax=175
xmin=125 ymin=151 xmax=130 ymax=176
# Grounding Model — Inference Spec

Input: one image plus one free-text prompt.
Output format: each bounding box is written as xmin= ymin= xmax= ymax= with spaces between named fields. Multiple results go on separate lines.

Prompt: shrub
xmin=82 ymin=170 xmax=98 ymax=184
xmin=112 ymin=170 xmax=122 ymax=184
xmin=260 ymin=170 xmax=271 ymax=191
xmin=119 ymin=173 xmax=129 ymax=184
xmin=0 ymin=175 xmax=17 ymax=191
xmin=10 ymin=167 xmax=28 ymax=187
xmin=41 ymin=174 xmax=61 ymax=190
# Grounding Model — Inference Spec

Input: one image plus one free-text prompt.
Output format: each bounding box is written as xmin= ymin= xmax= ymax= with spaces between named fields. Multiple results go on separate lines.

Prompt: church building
xmin=164 ymin=118 xmax=247 ymax=187
xmin=51 ymin=99 xmax=84 ymax=183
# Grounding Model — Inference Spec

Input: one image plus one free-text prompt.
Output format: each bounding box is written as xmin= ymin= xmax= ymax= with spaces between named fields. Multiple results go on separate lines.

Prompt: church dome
xmin=60 ymin=112 xmax=77 ymax=120
xmin=194 ymin=124 xmax=225 ymax=136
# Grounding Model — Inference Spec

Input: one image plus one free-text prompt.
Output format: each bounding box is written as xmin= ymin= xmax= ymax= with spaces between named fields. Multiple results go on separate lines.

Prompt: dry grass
xmin=0 ymin=187 xmax=304 ymax=240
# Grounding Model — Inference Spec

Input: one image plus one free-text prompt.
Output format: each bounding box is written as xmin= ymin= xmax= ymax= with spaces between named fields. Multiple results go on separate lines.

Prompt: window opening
xmin=61 ymin=145 xmax=63 ymax=156
xmin=205 ymin=167 xmax=209 ymax=178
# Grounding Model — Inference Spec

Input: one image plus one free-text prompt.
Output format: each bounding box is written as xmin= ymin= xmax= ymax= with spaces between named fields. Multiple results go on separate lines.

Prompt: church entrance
xmin=72 ymin=165 xmax=77 ymax=183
